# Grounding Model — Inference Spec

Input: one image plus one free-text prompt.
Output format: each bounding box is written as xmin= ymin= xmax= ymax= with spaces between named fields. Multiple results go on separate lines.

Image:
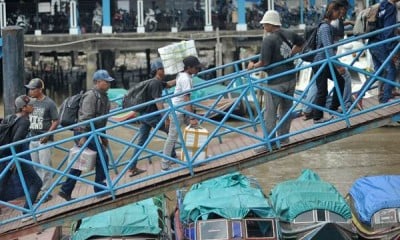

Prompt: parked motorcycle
xmin=275 ymin=3 xmax=291 ymax=28
xmin=246 ymin=4 xmax=263 ymax=29
xmin=7 ymin=12 xmax=31 ymax=33
xmin=113 ymin=9 xmax=124 ymax=32
xmin=53 ymin=11 xmax=69 ymax=33
xmin=40 ymin=13 xmax=55 ymax=33
xmin=171 ymin=8 xmax=183 ymax=31
xmin=144 ymin=8 xmax=157 ymax=32
xmin=186 ymin=5 xmax=204 ymax=30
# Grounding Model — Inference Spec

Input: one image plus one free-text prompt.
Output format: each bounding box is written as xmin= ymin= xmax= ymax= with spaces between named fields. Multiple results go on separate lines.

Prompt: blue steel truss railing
xmin=1 ymin=23 xmax=400 ymax=226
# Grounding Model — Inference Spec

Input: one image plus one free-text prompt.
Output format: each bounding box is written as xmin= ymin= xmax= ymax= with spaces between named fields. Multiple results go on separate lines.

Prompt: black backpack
xmin=0 ymin=115 xmax=19 ymax=146
xmin=58 ymin=91 xmax=84 ymax=127
xmin=59 ymin=89 xmax=102 ymax=128
xmin=122 ymin=79 xmax=152 ymax=113
xmin=300 ymin=22 xmax=325 ymax=62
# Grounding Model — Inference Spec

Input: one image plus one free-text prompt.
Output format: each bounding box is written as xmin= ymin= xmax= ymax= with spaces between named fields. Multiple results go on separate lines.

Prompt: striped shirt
xmin=314 ymin=23 xmax=335 ymax=62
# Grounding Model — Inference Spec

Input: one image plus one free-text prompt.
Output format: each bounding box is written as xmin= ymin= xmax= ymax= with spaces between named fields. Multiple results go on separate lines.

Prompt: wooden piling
xmin=1 ymin=26 xmax=25 ymax=116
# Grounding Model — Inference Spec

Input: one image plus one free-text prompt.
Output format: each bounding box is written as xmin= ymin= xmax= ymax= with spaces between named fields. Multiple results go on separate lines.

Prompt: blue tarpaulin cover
xmin=180 ymin=172 xmax=276 ymax=223
xmin=349 ymin=175 xmax=400 ymax=225
xmin=270 ymin=169 xmax=352 ymax=222
xmin=71 ymin=198 xmax=161 ymax=240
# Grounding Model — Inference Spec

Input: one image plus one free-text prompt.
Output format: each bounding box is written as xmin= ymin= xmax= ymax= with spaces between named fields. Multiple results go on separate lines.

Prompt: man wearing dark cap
xmin=0 ymin=95 xmax=43 ymax=221
xmin=59 ymin=69 xmax=114 ymax=201
xmin=127 ymin=59 xmax=177 ymax=177
xmin=25 ymin=78 xmax=59 ymax=202
xmin=161 ymin=55 xmax=200 ymax=171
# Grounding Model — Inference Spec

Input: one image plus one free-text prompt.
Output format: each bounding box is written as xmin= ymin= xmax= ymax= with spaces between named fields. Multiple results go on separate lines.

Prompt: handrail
xmin=1 ymin=23 xmax=400 ymax=227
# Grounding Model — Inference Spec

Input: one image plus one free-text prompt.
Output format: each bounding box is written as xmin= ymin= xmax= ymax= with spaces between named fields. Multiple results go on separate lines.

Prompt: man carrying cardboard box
xmin=161 ymin=56 xmax=201 ymax=171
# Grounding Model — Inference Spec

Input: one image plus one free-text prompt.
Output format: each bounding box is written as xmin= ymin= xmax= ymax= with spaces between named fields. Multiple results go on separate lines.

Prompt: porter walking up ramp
xmin=1 ymin=24 xmax=400 ymax=239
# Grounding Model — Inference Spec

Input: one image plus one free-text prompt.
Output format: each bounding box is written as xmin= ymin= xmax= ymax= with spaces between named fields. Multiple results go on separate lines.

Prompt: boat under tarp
xmin=176 ymin=172 xmax=280 ymax=240
xmin=349 ymin=175 xmax=400 ymax=225
xmin=269 ymin=169 xmax=355 ymax=240
xmin=179 ymin=172 xmax=276 ymax=223
xmin=270 ymin=168 xmax=352 ymax=222
xmin=348 ymin=175 xmax=400 ymax=239
xmin=71 ymin=198 xmax=162 ymax=240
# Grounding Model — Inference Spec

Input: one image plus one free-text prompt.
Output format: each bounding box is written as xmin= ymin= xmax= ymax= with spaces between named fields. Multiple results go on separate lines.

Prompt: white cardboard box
xmin=68 ymin=146 xmax=97 ymax=172
xmin=181 ymin=125 xmax=209 ymax=162
xmin=158 ymin=40 xmax=198 ymax=75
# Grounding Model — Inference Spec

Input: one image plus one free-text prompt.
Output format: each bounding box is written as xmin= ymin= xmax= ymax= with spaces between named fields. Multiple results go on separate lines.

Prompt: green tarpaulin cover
xmin=270 ymin=169 xmax=351 ymax=222
xmin=71 ymin=198 xmax=161 ymax=240
xmin=180 ymin=172 xmax=276 ymax=223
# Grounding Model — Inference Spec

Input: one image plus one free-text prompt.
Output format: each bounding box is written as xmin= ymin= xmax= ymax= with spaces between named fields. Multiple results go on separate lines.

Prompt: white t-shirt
xmin=172 ymin=72 xmax=192 ymax=108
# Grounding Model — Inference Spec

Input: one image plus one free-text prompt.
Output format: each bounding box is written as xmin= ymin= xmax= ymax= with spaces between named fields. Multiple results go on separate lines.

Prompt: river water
xmin=2 ymin=100 xmax=400 ymax=237
xmin=243 ymin=126 xmax=400 ymax=196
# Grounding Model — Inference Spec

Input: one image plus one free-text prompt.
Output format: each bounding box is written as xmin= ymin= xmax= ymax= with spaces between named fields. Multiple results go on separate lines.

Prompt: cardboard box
xmin=68 ymin=146 xmax=97 ymax=172
xmin=181 ymin=149 xmax=207 ymax=162
xmin=181 ymin=125 xmax=209 ymax=162
xmin=158 ymin=40 xmax=198 ymax=75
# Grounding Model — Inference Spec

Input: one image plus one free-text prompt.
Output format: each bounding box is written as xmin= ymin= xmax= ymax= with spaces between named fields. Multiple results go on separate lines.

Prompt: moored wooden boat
xmin=269 ymin=169 xmax=356 ymax=240
xmin=174 ymin=172 xmax=280 ymax=240
xmin=70 ymin=196 xmax=170 ymax=240
xmin=348 ymin=175 xmax=400 ymax=240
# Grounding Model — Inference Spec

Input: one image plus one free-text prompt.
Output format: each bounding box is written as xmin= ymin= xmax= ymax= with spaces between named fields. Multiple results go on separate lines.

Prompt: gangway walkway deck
xmin=1 ymin=23 xmax=400 ymax=238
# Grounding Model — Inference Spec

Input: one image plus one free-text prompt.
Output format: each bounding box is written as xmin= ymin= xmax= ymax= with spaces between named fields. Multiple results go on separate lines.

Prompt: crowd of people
xmin=0 ymin=55 xmax=202 ymax=220
xmin=248 ymin=0 xmax=399 ymax=151
xmin=0 ymin=0 xmax=399 ymax=222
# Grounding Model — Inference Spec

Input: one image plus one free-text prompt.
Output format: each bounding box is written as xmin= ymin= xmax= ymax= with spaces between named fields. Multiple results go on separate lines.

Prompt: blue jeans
xmin=60 ymin=133 xmax=109 ymax=195
xmin=0 ymin=159 xmax=42 ymax=213
xmin=342 ymin=68 xmax=353 ymax=109
xmin=129 ymin=115 xmax=176 ymax=169
xmin=370 ymin=47 xmax=396 ymax=103
xmin=302 ymin=80 xmax=317 ymax=114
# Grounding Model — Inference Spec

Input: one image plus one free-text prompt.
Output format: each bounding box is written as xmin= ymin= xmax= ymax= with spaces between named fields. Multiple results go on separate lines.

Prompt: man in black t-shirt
xmin=127 ymin=59 xmax=176 ymax=177
xmin=247 ymin=10 xmax=304 ymax=153
xmin=0 ymin=95 xmax=42 ymax=221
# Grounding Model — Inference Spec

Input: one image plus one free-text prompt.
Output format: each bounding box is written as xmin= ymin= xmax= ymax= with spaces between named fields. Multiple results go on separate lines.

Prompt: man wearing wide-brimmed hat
xmin=247 ymin=10 xmax=304 ymax=153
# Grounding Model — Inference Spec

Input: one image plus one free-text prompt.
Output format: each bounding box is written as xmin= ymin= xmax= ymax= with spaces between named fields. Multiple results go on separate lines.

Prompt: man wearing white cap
xmin=247 ymin=10 xmax=304 ymax=153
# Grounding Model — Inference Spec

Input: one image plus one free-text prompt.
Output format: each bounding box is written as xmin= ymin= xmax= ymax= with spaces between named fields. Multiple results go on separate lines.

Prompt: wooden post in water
xmin=86 ymin=51 xmax=97 ymax=89
xmin=2 ymin=26 xmax=25 ymax=117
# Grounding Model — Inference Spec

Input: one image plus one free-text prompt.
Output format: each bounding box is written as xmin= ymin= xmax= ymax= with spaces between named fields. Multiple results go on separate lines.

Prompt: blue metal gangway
xmin=1 ymin=23 xmax=400 ymax=238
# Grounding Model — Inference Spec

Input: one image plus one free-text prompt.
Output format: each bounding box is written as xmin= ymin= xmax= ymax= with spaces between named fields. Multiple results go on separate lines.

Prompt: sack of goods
xmin=68 ymin=146 xmax=97 ymax=172
xmin=181 ymin=125 xmax=209 ymax=162
xmin=158 ymin=40 xmax=198 ymax=74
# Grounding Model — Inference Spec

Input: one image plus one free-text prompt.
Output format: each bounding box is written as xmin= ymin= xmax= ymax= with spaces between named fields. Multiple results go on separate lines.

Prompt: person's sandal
xmin=129 ymin=168 xmax=146 ymax=177
xmin=302 ymin=112 xmax=313 ymax=121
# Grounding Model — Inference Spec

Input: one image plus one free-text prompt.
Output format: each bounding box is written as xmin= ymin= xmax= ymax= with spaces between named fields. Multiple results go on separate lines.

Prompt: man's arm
xmin=40 ymin=102 xmax=59 ymax=143
xmin=40 ymin=119 xmax=59 ymax=143
xmin=247 ymin=60 xmax=266 ymax=70
xmin=166 ymin=79 xmax=176 ymax=88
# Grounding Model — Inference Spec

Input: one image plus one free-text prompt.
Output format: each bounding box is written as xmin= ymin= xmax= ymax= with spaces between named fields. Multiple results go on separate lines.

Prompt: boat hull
xmin=280 ymin=221 xmax=356 ymax=240
xmin=348 ymin=196 xmax=400 ymax=240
